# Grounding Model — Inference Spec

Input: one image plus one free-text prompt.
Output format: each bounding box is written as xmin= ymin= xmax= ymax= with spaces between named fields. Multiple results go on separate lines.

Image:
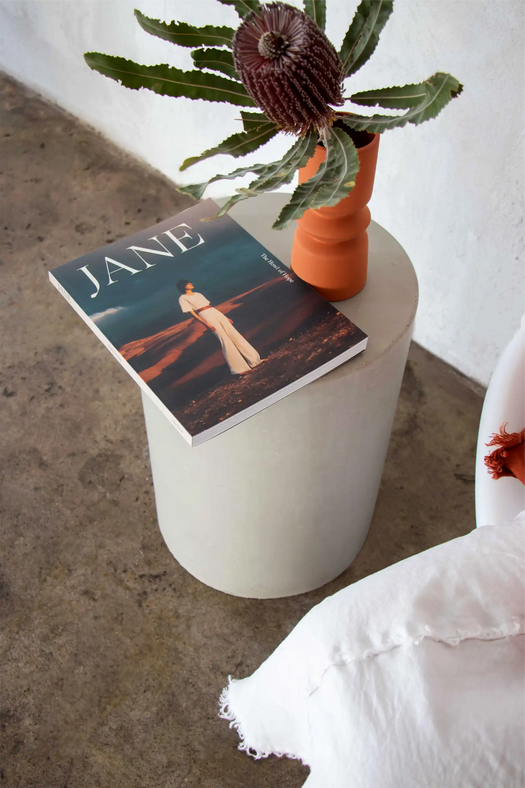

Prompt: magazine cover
xmin=49 ymin=199 xmax=367 ymax=446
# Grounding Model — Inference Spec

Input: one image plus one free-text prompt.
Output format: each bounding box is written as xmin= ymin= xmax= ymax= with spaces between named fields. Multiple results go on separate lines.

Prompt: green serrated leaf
xmin=178 ymin=161 xmax=273 ymax=201
xmin=240 ymin=111 xmax=272 ymax=131
xmin=177 ymin=132 xmax=318 ymax=216
xmin=339 ymin=0 xmax=393 ymax=78
xmin=181 ymin=122 xmax=279 ymax=171
xmin=176 ymin=182 xmax=210 ymax=201
xmin=191 ymin=48 xmax=239 ymax=80
xmin=303 ymin=0 xmax=327 ymax=31
xmin=349 ymin=82 xmax=433 ymax=110
xmin=241 ymin=132 xmax=318 ymax=193
xmin=84 ymin=53 xmax=255 ymax=106
xmin=217 ymin=0 xmax=262 ymax=18
xmin=134 ymin=9 xmax=234 ymax=49
xmin=210 ymin=132 xmax=319 ymax=217
xmin=215 ymin=194 xmax=248 ymax=217
xmin=273 ymin=128 xmax=359 ymax=230
xmin=345 ymin=72 xmax=463 ymax=131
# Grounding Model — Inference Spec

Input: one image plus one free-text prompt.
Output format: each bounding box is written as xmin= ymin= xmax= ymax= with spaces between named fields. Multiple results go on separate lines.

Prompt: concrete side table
xmin=142 ymin=193 xmax=418 ymax=598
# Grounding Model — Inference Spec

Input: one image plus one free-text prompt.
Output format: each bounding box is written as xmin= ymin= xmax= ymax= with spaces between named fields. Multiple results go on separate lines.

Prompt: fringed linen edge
xmin=218 ymin=676 xmax=305 ymax=763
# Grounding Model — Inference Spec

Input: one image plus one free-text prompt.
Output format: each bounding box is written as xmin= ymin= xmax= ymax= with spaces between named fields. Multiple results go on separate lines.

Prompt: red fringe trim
xmin=485 ymin=424 xmax=525 ymax=449
xmin=484 ymin=424 xmax=525 ymax=480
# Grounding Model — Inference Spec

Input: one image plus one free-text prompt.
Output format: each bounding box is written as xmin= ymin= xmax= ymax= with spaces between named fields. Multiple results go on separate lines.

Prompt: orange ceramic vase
xmin=291 ymin=132 xmax=380 ymax=301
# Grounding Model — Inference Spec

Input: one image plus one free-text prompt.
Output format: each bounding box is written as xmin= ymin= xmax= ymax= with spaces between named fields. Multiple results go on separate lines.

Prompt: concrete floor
xmin=0 ymin=73 xmax=485 ymax=787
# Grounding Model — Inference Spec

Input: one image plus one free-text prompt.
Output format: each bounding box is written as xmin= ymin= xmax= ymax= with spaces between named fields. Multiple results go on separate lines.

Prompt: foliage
xmin=85 ymin=1 xmax=462 ymax=230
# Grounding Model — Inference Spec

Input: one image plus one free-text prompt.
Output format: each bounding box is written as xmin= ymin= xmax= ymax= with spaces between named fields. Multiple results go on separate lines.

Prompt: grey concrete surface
xmin=0 ymin=73 xmax=484 ymax=788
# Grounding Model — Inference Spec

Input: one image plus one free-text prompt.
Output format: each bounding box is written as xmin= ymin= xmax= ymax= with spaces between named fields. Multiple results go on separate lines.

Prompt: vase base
xmin=291 ymin=226 xmax=369 ymax=302
xmin=311 ymin=280 xmax=367 ymax=302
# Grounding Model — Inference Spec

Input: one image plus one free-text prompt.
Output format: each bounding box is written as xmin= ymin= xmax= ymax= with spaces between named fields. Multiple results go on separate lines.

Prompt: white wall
xmin=1 ymin=0 xmax=523 ymax=385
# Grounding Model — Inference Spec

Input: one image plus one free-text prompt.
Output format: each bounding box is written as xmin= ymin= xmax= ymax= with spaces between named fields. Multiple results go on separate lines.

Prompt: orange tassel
xmin=486 ymin=424 xmax=525 ymax=448
xmin=484 ymin=424 xmax=525 ymax=484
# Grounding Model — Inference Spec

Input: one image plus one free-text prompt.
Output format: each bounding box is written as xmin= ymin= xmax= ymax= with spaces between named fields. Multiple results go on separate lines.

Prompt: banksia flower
xmin=232 ymin=2 xmax=344 ymax=135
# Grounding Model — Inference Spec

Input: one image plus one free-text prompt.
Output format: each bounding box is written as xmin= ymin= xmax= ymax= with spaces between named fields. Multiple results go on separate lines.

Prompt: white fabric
xmin=179 ymin=291 xmax=261 ymax=375
xmin=220 ymin=523 xmax=525 ymax=787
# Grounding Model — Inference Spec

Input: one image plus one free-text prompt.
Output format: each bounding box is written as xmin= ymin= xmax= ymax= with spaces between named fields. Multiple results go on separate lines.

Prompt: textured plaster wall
xmin=0 ymin=0 xmax=523 ymax=385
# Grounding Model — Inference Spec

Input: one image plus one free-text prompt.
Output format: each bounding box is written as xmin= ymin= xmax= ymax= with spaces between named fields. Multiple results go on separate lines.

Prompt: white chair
xmin=475 ymin=317 xmax=525 ymax=526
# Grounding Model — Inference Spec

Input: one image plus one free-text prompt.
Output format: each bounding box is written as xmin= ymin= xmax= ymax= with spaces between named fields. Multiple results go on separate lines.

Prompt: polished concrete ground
xmin=0 ymin=74 xmax=485 ymax=787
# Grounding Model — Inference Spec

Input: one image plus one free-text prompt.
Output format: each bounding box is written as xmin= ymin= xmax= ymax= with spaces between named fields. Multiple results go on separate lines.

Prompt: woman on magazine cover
xmin=177 ymin=280 xmax=262 ymax=376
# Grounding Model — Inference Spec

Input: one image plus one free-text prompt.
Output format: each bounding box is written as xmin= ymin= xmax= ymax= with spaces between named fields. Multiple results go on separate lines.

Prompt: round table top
xmin=224 ymin=193 xmax=419 ymax=376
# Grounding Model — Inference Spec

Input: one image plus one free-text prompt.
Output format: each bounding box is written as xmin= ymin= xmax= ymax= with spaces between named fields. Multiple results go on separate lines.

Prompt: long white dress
xmin=179 ymin=292 xmax=262 ymax=375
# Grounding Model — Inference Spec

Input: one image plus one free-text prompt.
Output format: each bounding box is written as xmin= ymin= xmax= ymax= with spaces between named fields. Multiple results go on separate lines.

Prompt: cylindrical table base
xmin=142 ymin=327 xmax=411 ymax=598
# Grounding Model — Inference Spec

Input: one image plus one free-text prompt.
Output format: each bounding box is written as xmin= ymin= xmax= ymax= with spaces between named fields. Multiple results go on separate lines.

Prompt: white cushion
xmin=220 ymin=523 xmax=524 ymax=787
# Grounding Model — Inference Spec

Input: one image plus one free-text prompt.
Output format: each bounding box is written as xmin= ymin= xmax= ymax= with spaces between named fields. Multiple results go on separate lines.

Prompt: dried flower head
xmin=232 ymin=2 xmax=344 ymax=135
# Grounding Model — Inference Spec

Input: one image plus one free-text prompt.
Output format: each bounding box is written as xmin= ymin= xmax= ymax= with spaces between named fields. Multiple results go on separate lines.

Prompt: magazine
xmin=49 ymin=199 xmax=367 ymax=446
